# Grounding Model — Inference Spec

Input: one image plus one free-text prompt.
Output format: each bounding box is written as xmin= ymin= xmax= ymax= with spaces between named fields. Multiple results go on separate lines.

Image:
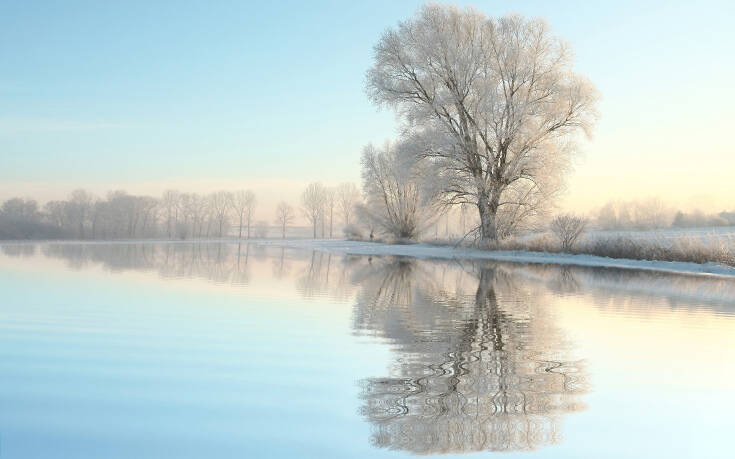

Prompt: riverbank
xmin=250 ymin=238 xmax=735 ymax=279
xmin=3 ymin=237 xmax=735 ymax=278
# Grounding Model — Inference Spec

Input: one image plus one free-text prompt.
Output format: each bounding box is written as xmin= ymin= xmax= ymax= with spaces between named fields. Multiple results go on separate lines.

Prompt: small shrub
xmin=550 ymin=214 xmax=587 ymax=251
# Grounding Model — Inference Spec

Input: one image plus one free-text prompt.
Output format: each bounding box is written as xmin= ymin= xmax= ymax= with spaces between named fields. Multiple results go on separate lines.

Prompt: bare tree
xmin=161 ymin=190 xmax=180 ymax=239
xmin=366 ymin=5 xmax=599 ymax=243
xmin=325 ymin=187 xmax=336 ymax=238
xmin=336 ymin=182 xmax=360 ymax=228
xmin=550 ymin=214 xmax=587 ymax=251
xmin=44 ymin=201 xmax=68 ymax=229
xmin=68 ymin=189 xmax=94 ymax=238
xmin=301 ymin=183 xmax=326 ymax=238
xmin=229 ymin=190 xmax=256 ymax=239
xmin=361 ymin=140 xmax=435 ymax=239
xmin=209 ymin=191 xmax=232 ymax=238
xmin=137 ymin=196 xmax=158 ymax=238
xmin=275 ymin=201 xmax=294 ymax=239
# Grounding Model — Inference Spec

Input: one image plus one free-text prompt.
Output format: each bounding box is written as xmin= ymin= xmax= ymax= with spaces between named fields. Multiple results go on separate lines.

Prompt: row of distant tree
xmin=2 ymin=189 xmax=731 ymax=241
xmin=0 ymin=184 xmax=349 ymax=240
xmin=593 ymin=198 xmax=735 ymax=231
xmin=0 ymin=182 xmax=366 ymax=241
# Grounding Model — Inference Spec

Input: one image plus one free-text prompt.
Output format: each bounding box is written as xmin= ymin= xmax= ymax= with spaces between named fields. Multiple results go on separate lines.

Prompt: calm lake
xmin=1 ymin=242 xmax=734 ymax=458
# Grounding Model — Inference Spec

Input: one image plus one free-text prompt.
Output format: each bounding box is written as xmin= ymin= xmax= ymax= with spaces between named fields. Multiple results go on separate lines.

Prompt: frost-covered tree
xmin=366 ymin=5 xmax=599 ymax=243
xmin=336 ymin=182 xmax=360 ymax=228
xmin=301 ymin=182 xmax=326 ymax=238
xmin=275 ymin=201 xmax=294 ymax=239
xmin=361 ymin=140 xmax=435 ymax=239
xmin=229 ymin=190 xmax=256 ymax=239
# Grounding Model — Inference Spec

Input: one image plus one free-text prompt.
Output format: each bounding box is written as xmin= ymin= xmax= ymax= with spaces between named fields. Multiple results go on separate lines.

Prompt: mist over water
xmin=1 ymin=242 xmax=734 ymax=458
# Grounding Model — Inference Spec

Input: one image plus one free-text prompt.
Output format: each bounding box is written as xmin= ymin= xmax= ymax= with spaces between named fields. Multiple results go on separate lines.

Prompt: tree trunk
xmin=477 ymin=194 xmax=498 ymax=244
xmin=238 ymin=213 xmax=243 ymax=239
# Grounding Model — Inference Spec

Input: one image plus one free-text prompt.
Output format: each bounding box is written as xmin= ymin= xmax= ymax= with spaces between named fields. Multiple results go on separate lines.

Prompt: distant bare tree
xmin=336 ymin=182 xmax=360 ymax=228
xmin=275 ymin=201 xmax=295 ymax=239
xmin=550 ymin=214 xmax=587 ymax=251
xmin=366 ymin=5 xmax=599 ymax=243
xmin=137 ymin=196 xmax=158 ymax=238
xmin=189 ymin=193 xmax=208 ymax=237
xmin=325 ymin=188 xmax=336 ymax=238
xmin=68 ymin=189 xmax=94 ymax=238
xmin=161 ymin=190 xmax=180 ymax=239
xmin=1 ymin=198 xmax=40 ymax=221
xmin=44 ymin=201 xmax=67 ymax=229
xmin=229 ymin=190 xmax=256 ymax=239
xmin=301 ymin=183 xmax=326 ymax=238
xmin=209 ymin=191 xmax=232 ymax=238
xmin=0 ymin=198 xmax=46 ymax=239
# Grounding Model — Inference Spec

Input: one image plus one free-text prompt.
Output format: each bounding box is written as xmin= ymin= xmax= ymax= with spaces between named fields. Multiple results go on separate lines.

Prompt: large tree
xmin=366 ymin=5 xmax=598 ymax=243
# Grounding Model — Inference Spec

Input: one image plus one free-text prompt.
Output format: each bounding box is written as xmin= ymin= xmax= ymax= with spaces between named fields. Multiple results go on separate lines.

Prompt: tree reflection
xmin=354 ymin=258 xmax=587 ymax=454
xmin=40 ymin=242 xmax=253 ymax=285
xmin=1 ymin=243 xmax=37 ymax=257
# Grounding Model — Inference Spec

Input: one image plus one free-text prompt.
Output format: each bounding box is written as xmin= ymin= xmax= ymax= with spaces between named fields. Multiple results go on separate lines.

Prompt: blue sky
xmin=1 ymin=0 xmax=734 ymax=214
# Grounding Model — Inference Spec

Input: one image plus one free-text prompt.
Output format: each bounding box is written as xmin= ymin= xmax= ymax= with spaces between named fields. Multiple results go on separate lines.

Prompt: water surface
xmin=1 ymin=242 xmax=733 ymax=458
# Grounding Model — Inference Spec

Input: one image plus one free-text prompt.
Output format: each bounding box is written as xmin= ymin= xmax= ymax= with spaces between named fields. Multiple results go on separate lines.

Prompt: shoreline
xmin=252 ymin=239 xmax=735 ymax=279
xmin=3 ymin=238 xmax=735 ymax=279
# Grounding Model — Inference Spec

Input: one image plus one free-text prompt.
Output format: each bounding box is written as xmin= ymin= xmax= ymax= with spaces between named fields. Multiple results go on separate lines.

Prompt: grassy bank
xmin=423 ymin=233 xmax=735 ymax=268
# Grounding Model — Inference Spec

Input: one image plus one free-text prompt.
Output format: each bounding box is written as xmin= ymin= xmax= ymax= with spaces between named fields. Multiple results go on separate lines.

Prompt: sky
xmin=1 ymin=0 xmax=734 ymax=220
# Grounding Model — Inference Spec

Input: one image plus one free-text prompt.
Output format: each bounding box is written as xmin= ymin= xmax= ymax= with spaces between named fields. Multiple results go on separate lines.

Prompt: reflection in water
xmin=1 ymin=243 xmax=37 ymax=257
xmin=37 ymin=243 xmax=362 ymax=301
xmin=355 ymin=260 xmax=585 ymax=454
xmin=353 ymin=258 xmax=586 ymax=454
xmin=8 ymin=242 xmax=735 ymax=456
xmin=40 ymin=242 xmax=259 ymax=285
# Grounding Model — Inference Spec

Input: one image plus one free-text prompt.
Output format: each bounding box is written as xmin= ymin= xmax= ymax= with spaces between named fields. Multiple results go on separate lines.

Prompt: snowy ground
xmin=250 ymin=238 xmax=735 ymax=279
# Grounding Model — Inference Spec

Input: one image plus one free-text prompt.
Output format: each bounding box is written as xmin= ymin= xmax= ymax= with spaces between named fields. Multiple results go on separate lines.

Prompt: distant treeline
xmin=0 ymin=189 xmax=272 ymax=240
xmin=3 ymin=190 xmax=734 ymax=241
xmin=594 ymin=199 xmax=735 ymax=231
